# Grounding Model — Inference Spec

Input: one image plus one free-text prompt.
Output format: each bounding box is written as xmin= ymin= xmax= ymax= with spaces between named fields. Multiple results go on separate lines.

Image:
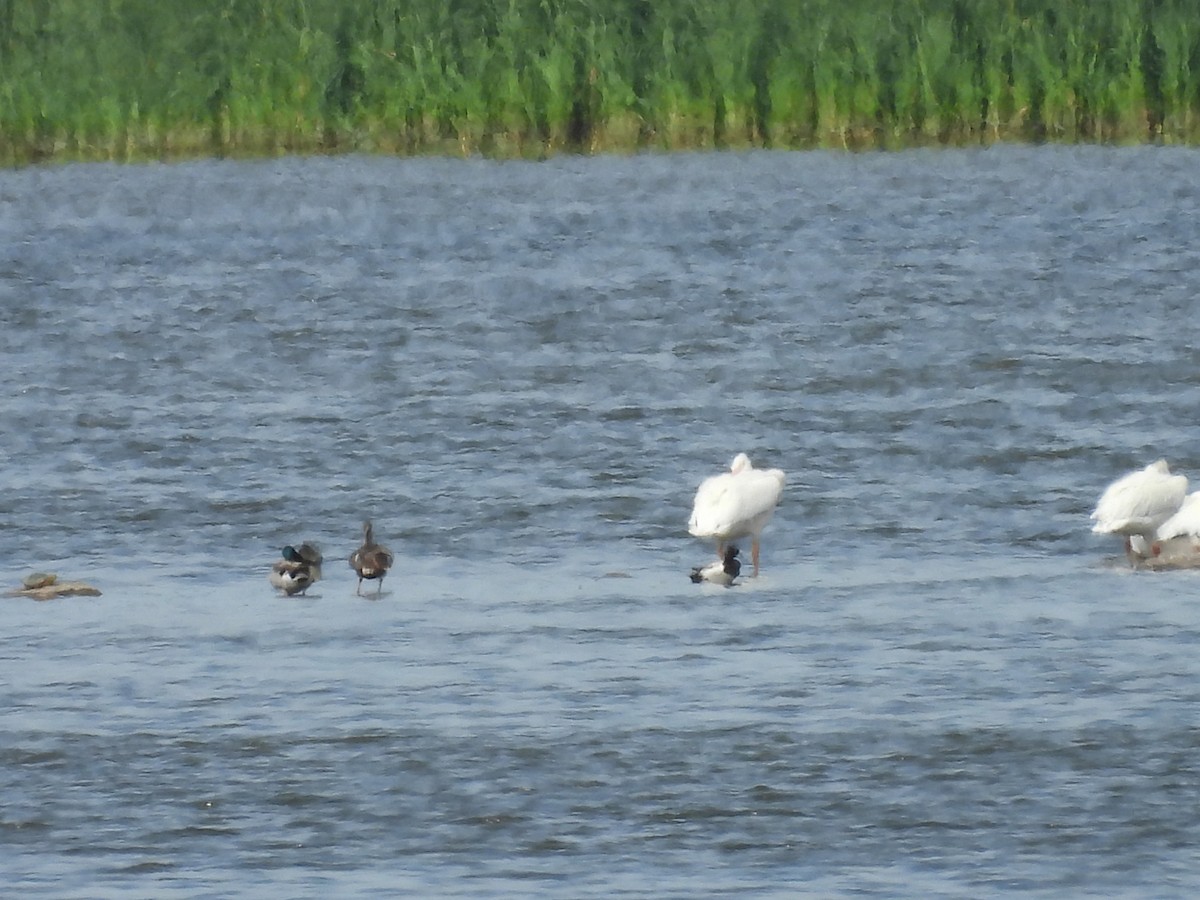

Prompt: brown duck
xmin=349 ymin=521 xmax=394 ymax=595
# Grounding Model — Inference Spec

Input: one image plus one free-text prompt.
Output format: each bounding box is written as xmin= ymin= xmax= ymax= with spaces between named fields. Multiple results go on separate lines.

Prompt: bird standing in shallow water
xmin=688 ymin=453 xmax=785 ymax=577
xmin=269 ymin=543 xmax=323 ymax=596
xmin=1090 ymin=459 xmax=1187 ymax=564
xmin=1138 ymin=490 xmax=1200 ymax=565
xmin=690 ymin=545 xmax=741 ymax=586
xmin=349 ymin=521 xmax=393 ymax=595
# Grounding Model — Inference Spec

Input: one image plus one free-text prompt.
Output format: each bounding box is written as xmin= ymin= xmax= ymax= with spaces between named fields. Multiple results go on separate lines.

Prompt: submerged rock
xmin=9 ymin=575 xmax=101 ymax=600
xmin=1137 ymin=555 xmax=1200 ymax=572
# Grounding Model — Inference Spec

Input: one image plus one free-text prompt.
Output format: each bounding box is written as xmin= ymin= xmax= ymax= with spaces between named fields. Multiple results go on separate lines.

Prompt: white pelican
xmin=1090 ymin=460 xmax=1187 ymax=562
xmin=688 ymin=453 xmax=785 ymax=577
xmin=1152 ymin=491 xmax=1200 ymax=558
xmin=689 ymin=545 xmax=742 ymax=586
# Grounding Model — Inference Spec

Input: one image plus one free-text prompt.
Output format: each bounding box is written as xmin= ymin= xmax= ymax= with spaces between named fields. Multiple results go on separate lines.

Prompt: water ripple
xmin=4 ymin=147 xmax=1200 ymax=895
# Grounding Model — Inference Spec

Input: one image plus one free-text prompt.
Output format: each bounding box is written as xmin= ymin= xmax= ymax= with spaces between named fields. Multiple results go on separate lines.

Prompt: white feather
xmin=1091 ymin=459 xmax=1187 ymax=539
xmin=1156 ymin=491 xmax=1200 ymax=542
xmin=688 ymin=453 xmax=786 ymax=542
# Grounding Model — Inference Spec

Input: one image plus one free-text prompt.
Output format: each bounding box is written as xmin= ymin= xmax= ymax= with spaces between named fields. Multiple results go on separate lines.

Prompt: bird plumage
xmin=269 ymin=542 xmax=323 ymax=596
xmin=1145 ymin=489 xmax=1200 ymax=561
xmin=688 ymin=453 xmax=785 ymax=576
xmin=1091 ymin=459 xmax=1187 ymax=562
xmin=349 ymin=520 xmax=393 ymax=595
xmin=690 ymin=545 xmax=741 ymax=586
xmin=1156 ymin=490 xmax=1200 ymax=543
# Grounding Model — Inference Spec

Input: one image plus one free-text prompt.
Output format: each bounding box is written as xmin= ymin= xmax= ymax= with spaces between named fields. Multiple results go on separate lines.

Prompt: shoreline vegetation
xmin=3 ymin=0 xmax=1200 ymax=167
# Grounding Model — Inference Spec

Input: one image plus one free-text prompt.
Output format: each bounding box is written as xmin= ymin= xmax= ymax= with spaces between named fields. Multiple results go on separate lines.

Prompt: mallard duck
xmin=1091 ymin=460 xmax=1187 ymax=563
xmin=688 ymin=453 xmax=785 ymax=577
xmin=269 ymin=542 xmax=323 ymax=596
xmin=690 ymin=545 xmax=741 ymax=586
xmin=349 ymin=521 xmax=393 ymax=595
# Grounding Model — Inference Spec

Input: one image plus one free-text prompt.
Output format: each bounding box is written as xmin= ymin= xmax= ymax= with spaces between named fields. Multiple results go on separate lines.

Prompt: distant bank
xmin=3 ymin=0 xmax=1199 ymax=166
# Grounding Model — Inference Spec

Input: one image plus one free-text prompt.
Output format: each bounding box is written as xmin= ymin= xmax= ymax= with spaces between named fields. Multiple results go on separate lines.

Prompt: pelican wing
xmin=689 ymin=468 xmax=785 ymax=537
xmin=1156 ymin=491 xmax=1200 ymax=541
xmin=1091 ymin=462 xmax=1187 ymax=535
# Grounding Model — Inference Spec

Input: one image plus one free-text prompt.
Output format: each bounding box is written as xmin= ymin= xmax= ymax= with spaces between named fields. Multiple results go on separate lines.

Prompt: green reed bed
xmin=3 ymin=0 xmax=1200 ymax=165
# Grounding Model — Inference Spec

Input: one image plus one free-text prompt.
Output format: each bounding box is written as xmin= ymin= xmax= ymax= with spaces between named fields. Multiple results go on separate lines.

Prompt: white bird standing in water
xmin=1090 ymin=459 xmax=1187 ymax=563
xmin=1152 ymin=490 xmax=1200 ymax=558
xmin=688 ymin=453 xmax=785 ymax=577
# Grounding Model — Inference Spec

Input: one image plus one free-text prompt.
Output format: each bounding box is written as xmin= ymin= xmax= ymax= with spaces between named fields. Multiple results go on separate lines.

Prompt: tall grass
xmin=3 ymin=0 xmax=1200 ymax=165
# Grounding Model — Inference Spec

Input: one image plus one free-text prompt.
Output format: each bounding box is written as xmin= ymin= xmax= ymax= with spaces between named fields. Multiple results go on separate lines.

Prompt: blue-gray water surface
xmin=3 ymin=146 xmax=1200 ymax=897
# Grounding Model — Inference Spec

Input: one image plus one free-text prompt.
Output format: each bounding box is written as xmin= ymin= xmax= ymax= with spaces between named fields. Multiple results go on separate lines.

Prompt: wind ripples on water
xmin=4 ymin=146 xmax=1200 ymax=896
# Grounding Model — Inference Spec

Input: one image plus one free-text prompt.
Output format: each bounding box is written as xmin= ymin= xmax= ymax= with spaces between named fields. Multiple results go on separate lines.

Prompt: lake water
xmin=3 ymin=146 xmax=1200 ymax=897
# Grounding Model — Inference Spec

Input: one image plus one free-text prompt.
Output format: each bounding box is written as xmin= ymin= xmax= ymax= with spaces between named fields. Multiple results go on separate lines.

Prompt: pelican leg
xmin=716 ymin=541 xmax=725 ymax=560
xmin=1124 ymin=536 xmax=1161 ymax=567
xmin=751 ymin=539 xmax=761 ymax=577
